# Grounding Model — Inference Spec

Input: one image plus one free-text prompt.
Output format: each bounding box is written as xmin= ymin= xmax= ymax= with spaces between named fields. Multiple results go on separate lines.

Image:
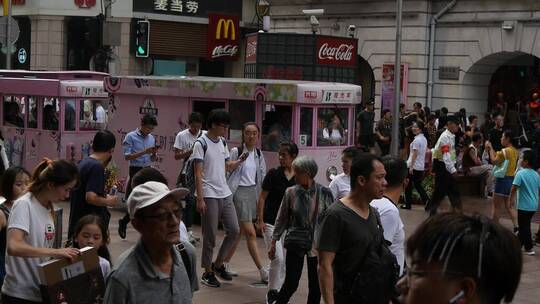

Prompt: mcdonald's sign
xmin=207 ymin=13 xmax=239 ymax=61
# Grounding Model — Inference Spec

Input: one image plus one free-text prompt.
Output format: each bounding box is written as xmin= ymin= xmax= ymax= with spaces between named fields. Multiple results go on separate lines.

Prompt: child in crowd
xmin=0 ymin=167 xmax=31 ymax=287
xmin=72 ymin=215 xmax=112 ymax=277
xmin=510 ymin=150 xmax=540 ymax=255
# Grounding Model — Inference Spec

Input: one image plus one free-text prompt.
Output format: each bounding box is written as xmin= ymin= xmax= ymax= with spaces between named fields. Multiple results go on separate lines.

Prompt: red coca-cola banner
xmin=245 ymin=35 xmax=257 ymax=63
xmin=316 ymin=37 xmax=357 ymax=67
xmin=207 ymin=13 xmax=240 ymax=61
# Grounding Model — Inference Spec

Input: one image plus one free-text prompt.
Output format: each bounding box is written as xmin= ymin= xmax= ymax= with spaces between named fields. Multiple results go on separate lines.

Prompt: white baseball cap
xmin=127 ymin=181 xmax=189 ymax=217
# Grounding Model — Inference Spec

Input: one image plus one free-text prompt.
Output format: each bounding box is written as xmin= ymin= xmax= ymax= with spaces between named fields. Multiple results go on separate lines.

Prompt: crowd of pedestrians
xmin=0 ymin=101 xmax=534 ymax=304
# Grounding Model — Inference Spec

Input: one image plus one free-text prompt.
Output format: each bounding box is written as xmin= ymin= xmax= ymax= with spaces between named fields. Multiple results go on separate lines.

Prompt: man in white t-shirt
xmin=329 ymin=147 xmax=360 ymax=200
xmin=174 ymin=112 xmax=203 ymax=244
xmin=95 ymin=100 xmax=107 ymax=129
xmin=370 ymin=156 xmax=406 ymax=275
xmin=191 ymin=109 xmax=243 ymax=288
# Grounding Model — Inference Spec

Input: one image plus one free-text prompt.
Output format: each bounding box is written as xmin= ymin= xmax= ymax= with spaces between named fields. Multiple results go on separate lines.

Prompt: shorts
xmin=233 ymin=185 xmax=257 ymax=222
xmin=494 ymin=176 xmax=514 ymax=197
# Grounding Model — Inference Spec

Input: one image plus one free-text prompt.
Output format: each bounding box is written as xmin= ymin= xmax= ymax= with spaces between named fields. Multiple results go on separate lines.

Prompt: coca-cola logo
xmin=246 ymin=42 xmax=257 ymax=58
xmin=318 ymin=43 xmax=354 ymax=62
xmin=212 ymin=45 xmax=239 ymax=58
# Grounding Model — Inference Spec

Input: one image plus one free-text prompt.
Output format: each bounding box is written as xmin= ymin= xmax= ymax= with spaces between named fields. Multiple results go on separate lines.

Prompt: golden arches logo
xmin=216 ymin=19 xmax=236 ymax=40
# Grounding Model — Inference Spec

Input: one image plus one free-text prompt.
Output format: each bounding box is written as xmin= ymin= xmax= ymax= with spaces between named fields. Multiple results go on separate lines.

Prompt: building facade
xmin=266 ymin=0 xmax=540 ymax=116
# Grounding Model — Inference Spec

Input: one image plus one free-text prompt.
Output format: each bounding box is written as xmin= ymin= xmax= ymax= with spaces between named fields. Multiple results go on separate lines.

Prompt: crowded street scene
xmin=0 ymin=0 xmax=540 ymax=303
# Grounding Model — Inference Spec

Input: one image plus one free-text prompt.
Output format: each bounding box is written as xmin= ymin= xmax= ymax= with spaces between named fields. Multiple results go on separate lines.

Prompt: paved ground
xmin=57 ymin=196 xmax=540 ymax=304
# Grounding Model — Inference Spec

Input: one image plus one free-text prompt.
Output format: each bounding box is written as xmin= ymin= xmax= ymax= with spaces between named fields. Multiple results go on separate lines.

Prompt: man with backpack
xmin=316 ymin=153 xmax=399 ymax=304
xmin=174 ymin=112 xmax=204 ymax=244
xmin=189 ymin=109 xmax=242 ymax=288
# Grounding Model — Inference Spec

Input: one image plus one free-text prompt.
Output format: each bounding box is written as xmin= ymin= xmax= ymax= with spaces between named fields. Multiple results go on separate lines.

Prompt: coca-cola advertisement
xmin=245 ymin=35 xmax=257 ymax=63
xmin=207 ymin=13 xmax=240 ymax=61
xmin=316 ymin=37 xmax=357 ymax=67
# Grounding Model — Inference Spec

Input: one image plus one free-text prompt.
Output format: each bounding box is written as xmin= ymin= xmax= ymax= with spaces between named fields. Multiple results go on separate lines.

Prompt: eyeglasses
xmin=140 ymin=209 xmax=182 ymax=222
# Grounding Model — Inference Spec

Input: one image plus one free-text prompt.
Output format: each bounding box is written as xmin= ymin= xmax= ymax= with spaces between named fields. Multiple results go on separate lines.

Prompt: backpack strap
xmin=176 ymin=242 xmax=193 ymax=286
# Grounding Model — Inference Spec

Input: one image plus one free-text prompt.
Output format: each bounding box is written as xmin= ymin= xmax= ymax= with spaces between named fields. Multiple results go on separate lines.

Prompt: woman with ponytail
xmin=1 ymin=158 xmax=79 ymax=304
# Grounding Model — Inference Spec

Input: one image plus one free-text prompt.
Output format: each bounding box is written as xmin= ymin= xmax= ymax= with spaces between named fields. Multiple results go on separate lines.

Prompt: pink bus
xmin=0 ymin=70 xmax=109 ymax=172
xmin=105 ymin=76 xmax=362 ymax=186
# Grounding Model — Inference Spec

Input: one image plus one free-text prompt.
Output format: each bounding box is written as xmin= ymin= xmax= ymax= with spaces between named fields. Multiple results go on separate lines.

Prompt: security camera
xmin=347 ymin=25 xmax=356 ymax=37
xmin=310 ymin=15 xmax=320 ymax=26
xmin=302 ymin=9 xmax=325 ymax=16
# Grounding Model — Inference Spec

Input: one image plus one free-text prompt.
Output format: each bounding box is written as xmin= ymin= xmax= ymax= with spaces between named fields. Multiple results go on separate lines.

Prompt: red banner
xmin=1 ymin=0 xmax=25 ymax=5
xmin=207 ymin=13 xmax=240 ymax=61
xmin=316 ymin=37 xmax=357 ymax=67
xmin=245 ymin=34 xmax=257 ymax=63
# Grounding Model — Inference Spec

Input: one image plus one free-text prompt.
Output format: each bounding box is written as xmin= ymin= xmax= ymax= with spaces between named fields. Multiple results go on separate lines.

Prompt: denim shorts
xmin=494 ymin=176 xmax=514 ymax=197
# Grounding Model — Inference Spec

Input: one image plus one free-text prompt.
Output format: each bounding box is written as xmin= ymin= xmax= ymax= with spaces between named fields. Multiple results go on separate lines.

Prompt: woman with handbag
xmin=485 ymin=130 xmax=519 ymax=229
xmin=269 ymin=156 xmax=334 ymax=304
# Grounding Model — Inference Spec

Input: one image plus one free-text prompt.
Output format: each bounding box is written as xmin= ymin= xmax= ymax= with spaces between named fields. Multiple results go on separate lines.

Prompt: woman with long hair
xmin=224 ymin=122 xmax=268 ymax=282
xmin=403 ymin=121 xmax=429 ymax=209
xmin=1 ymin=159 xmax=79 ymax=303
xmin=485 ymin=130 xmax=519 ymax=230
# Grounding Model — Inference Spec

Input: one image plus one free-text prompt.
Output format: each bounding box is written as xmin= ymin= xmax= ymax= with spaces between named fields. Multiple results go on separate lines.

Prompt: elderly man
xmin=104 ymin=182 xmax=197 ymax=303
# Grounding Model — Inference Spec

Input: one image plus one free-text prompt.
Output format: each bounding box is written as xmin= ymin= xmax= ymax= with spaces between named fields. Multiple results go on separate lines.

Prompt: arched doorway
xmin=461 ymin=52 xmax=540 ymax=117
xmin=357 ymin=55 xmax=375 ymax=104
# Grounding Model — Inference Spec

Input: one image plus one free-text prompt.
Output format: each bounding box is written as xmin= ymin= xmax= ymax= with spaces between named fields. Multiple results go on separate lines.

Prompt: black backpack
xmin=349 ymin=207 xmax=400 ymax=304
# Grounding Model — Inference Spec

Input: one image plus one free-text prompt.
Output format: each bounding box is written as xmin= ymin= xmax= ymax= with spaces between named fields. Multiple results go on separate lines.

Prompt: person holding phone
xmin=118 ymin=114 xmax=158 ymax=239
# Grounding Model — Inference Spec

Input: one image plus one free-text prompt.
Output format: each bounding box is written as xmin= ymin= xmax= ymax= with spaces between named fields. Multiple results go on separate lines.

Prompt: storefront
xmin=132 ymin=0 xmax=244 ymax=77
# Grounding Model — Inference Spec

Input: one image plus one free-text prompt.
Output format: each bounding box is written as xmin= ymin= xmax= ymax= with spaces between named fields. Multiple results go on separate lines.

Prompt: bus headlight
xmin=326 ymin=166 xmax=338 ymax=182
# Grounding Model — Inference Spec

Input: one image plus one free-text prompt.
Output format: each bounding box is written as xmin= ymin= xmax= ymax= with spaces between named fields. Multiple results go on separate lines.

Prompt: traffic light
xmin=135 ymin=20 xmax=150 ymax=58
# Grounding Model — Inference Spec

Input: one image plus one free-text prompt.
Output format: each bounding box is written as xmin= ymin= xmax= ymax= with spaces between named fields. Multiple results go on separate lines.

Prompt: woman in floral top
xmin=269 ymin=156 xmax=334 ymax=304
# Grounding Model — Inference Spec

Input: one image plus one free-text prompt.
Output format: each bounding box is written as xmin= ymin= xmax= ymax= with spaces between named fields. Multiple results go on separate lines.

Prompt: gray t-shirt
xmin=104 ymin=240 xmax=197 ymax=304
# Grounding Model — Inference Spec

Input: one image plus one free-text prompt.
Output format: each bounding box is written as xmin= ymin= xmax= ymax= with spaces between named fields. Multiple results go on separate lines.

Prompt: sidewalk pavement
xmin=57 ymin=195 xmax=540 ymax=304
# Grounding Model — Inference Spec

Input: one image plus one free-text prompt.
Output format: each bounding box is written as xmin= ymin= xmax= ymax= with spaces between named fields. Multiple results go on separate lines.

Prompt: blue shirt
xmin=122 ymin=129 xmax=155 ymax=168
xmin=513 ymin=168 xmax=540 ymax=212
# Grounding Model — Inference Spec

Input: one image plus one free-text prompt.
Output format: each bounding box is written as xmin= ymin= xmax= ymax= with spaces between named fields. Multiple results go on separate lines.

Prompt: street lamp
xmin=256 ymin=0 xmax=270 ymax=32
xmin=390 ymin=0 xmax=403 ymax=157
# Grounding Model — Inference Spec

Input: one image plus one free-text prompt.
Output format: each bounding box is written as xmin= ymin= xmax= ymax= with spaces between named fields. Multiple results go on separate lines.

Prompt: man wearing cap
xmin=356 ymin=101 xmax=375 ymax=152
xmin=426 ymin=116 xmax=462 ymax=215
xmin=104 ymin=182 xmax=197 ymax=303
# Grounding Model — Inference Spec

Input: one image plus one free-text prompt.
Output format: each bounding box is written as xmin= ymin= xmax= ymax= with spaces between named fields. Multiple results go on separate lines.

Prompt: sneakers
xmin=400 ymin=204 xmax=411 ymax=210
xmin=513 ymin=227 xmax=519 ymax=235
xmin=266 ymin=289 xmax=278 ymax=304
xmin=524 ymin=249 xmax=535 ymax=256
xmin=118 ymin=216 xmax=129 ymax=239
xmin=259 ymin=266 xmax=269 ymax=284
xmin=213 ymin=263 xmax=233 ymax=281
xmin=201 ymin=272 xmax=221 ymax=287
xmin=224 ymin=263 xmax=238 ymax=277
xmin=188 ymin=231 xmax=200 ymax=245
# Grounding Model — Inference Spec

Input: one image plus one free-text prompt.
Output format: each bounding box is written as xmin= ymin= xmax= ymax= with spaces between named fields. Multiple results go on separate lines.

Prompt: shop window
xmin=299 ymin=107 xmax=313 ymax=147
xmin=79 ymin=99 xmax=108 ymax=131
xmin=317 ymin=108 xmax=349 ymax=146
xmin=65 ymin=100 xmax=76 ymax=131
xmin=3 ymin=96 xmax=24 ymax=128
xmin=28 ymin=97 xmax=37 ymax=129
xmin=262 ymin=104 xmax=292 ymax=151
xmin=228 ymin=100 xmax=256 ymax=142
xmin=42 ymin=98 xmax=59 ymax=131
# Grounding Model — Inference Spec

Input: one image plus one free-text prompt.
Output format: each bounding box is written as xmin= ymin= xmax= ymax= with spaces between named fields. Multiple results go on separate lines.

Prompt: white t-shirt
xmin=99 ymin=256 xmax=111 ymax=279
xmin=95 ymin=105 xmax=106 ymax=124
xmin=323 ymin=128 xmax=342 ymax=141
xmin=329 ymin=173 xmax=350 ymax=199
xmin=239 ymin=150 xmax=257 ymax=186
xmin=174 ymin=129 xmax=203 ymax=174
xmin=407 ymin=133 xmax=428 ymax=171
xmin=2 ymin=192 xmax=56 ymax=302
xmin=190 ymin=134 xmax=232 ymax=198
xmin=370 ymin=197 xmax=405 ymax=275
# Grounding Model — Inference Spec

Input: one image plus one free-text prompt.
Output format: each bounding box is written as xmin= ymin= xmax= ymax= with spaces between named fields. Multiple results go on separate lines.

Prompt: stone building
xmin=267 ymin=0 xmax=540 ymax=116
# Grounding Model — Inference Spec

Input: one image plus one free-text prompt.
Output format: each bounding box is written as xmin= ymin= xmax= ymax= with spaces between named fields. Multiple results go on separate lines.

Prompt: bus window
xmin=65 ymin=100 xmax=76 ymax=131
xmin=317 ymin=108 xmax=349 ymax=146
xmin=228 ymin=100 xmax=255 ymax=142
xmin=28 ymin=97 xmax=37 ymax=129
xmin=80 ymin=99 xmax=108 ymax=130
xmin=262 ymin=104 xmax=292 ymax=151
xmin=3 ymin=96 xmax=24 ymax=128
xmin=299 ymin=107 xmax=313 ymax=147
xmin=42 ymin=98 xmax=59 ymax=131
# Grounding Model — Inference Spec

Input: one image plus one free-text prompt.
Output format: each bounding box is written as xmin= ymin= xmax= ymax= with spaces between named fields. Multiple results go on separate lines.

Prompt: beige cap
xmin=127 ymin=181 xmax=189 ymax=217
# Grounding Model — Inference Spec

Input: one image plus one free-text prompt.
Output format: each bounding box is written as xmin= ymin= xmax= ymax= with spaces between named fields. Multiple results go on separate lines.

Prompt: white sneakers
xmin=224 ymin=263 xmax=239 ymax=277
xmin=259 ymin=266 xmax=269 ymax=284
xmin=524 ymin=249 xmax=535 ymax=256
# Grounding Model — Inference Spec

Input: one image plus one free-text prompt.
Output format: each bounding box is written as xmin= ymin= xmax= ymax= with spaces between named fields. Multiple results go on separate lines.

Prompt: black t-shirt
xmin=68 ymin=157 xmax=107 ymax=238
xmin=262 ymin=167 xmax=295 ymax=225
xmin=316 ymin=201 xmax=379 ymax=297
xmin=357 ymin=111 xmax=375 ymax=135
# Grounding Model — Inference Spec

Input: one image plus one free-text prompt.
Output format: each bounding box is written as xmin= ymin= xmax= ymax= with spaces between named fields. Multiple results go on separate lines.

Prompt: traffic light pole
xmin=390 ymin=0 xmax=403 ymax=157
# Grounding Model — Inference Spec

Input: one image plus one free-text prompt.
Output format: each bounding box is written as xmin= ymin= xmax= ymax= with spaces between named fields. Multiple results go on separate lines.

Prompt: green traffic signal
xmin=138 ymin=46 xmax=146 ymax=55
